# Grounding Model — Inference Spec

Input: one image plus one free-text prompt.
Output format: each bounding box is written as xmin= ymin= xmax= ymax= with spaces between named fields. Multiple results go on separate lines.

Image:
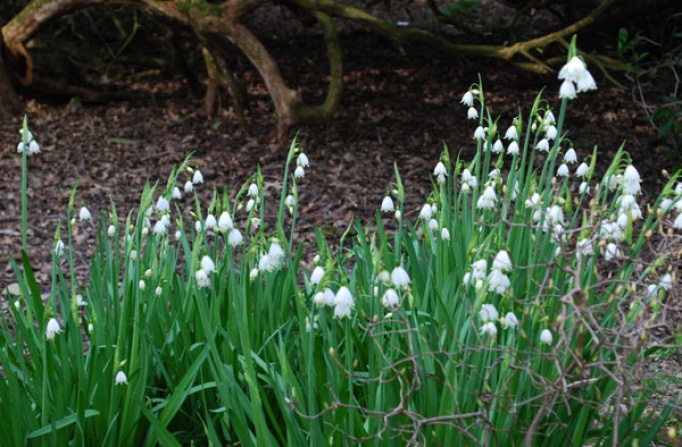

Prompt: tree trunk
xmin=0 ymin=40 xmax=21 ymax=117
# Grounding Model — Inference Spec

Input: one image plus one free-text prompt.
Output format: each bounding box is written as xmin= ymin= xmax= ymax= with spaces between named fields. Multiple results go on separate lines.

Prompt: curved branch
xmin=291 ymin=11 xmax=343 ymax=124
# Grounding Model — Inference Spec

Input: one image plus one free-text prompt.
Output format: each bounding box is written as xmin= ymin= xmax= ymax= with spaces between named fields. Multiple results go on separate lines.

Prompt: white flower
xmin=79 ymin=207 xmax=92 ymax=221
xmin=228 ymin=229 xmax=243 ymax=247
xmin=462 ymin=169 xmax=478 ymax=187
xmin=153 ymin=219 xmax=169 ymax=235
xmin=440 ymin=227 xmax=450 ymax=240
xmin=76 ymin=294 xmax=86 ymax=306
xmin=155 ymin=286 xmax=162 ymax=296
xmin=381 ymin=288 xmax=400 ymax=308
xmin=172 ymin=186 xmax=182 ymax=200
xmin=622 ymin=165 xmax=641 ymax=195
xmin=604 ymin=243 xmax=621 ymax=261
xmin=543 ymin=110 xmax=556 ymax=125
xmin=563 ymin=148 xmax=577 ymax=164
xmin=391 ymin=266 xmax=411 ymax=289
xmin=474 ymin=126 xmax=486 ymax=140
xmin=557 ymin=164 xmax=569 ymax=177
xmin=18 ymin=128 xmax=34 ymax=142
xmin=559 ymin=56 xmax=588 ymax=84
xmin=294 ymin=166 xmax=305 ymax=178
xmin=575 ymin=162 xmax=590 ymax=177
xmin=248 ymin=183 xmax=259 ymax=197
xmin=139 ymin=280 xmax=146 ymax=290
xmin=579 ymin=182 xmax=589 ymax=194
xmin=192 ymin=170 xmax=204 ymax=184
xmin=492 ymin=250 xmax=512 ymax=271
xmin=504 ymin=312 xmax=519 ymax=328
xmin=559 ymin=80 xmax=577 ymax=99
xmin=246 ymin=199 xmax=256 ymax=212
xmin=467 ymin=107 xmax=478 ymax=120
xmin=115 ymin=371 xmax=127 ymax=385
xmin=249 ymin=268 xmax=259 ymax=281
xmin=576 ymin=69 xmax=597 ymax=92
xmin=428 ymin=218 xmax=439 ymax=231
xmin=480 ymin=322 xmax=497 ymax=337
xmin=460 ymin=91 xmax=474 ymax=106
xmin=540 ymin=329 xmax=553 ymax=345
xmin=17 ymin=140 xmax=40 ymax=155
xmin=54 ymin=239 xmax=66 ymax=257
xmin=305 ymin=315 xmax=318 ymax=332
xmin=268 ymin=242 xmax=285 ymax=261
xmin=310 ymin=266 xmax=325 ymax=285
xmin=201 ymin=255 xmax=216 ymax=273
xmin=471 ymin=259 xmax=488 ymax=280
xmin=285 ymin=194 xmax=296 ymax=211
xmin=506 ymin=141 xmax=520 ymax=155
xmin=477 ymin=186 xmax=498 ymax=209
xmin=195 ymin=220 xmax=202 ymax=232
xmin=536 ymin=138 xmax=550 ymax=152
xmin=394 ymin=210 xmax=401 ymax=220
xmin=218 ymin=212 xmax=233 ymax=233
xmin=184 ymin=181 xmax=194 ymax=193
xmin=156 ymin=196 xmax=169 ymax=212
xmin=504 ymin=126 xmax=518 ymax=140
xmin=205 ymin=214 xmax=217 ymax=230
xmin=297 ymin=153 xmax=309 ymax=168
xmin=547 ymin=205 xmax=564 ymax=225
xmin=419 ymin=203 xmax=433 ymax=220
xmin=545 ymin=125 xmax=558 ymax=140
xmin=600 ymin=220 xmax=623 ymax=241
xmin=674 ymin=213 xmax=682 ymax=229
xmin=46 ymin=318 xmax=61 ymax=340
xmin=130 ymin=250 xmax=138 ymax=260
xmin=195 ymin=269 xmax=210 ymax=288
xmin=323 ymin=288 xmax=335 ymax=306
xmin=434 ymin=161 xmax=447 ymax=177
xmin=577 ymin=238 xmax=593 ymax=256
xmin=489 ymin=168 xmax=501 ymax=180
xmin=108 ymin=225 xmax=116 ymax=236
xmin=488 ymin=269 xmax=511 ymax=294
xmin=491 ymin=139 xmax=504 ymax=153
xmin=381 ymin=196 xmax=394 ymax=213
xmin=479 ymin=304 xmax=499 ymax=322
xmin=333 ymin=286 xmax=354 ymax=319
xmin=660 ymin=273 xmax=673 ymax=291
xmin=618 ymin=194 xmax=642 ymax=219
xmin=313 ymin=291 xmax=325 ymax=306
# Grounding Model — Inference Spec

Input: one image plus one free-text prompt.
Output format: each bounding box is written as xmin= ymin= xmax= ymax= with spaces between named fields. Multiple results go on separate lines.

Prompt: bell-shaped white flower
xmin=557 ymin=163 xmax=569 ymax=177
xmin=674 ymin=213 xmax=682 ymax=229
xmin=139 ymin=280 xmax=146 ymax=290
xmin=547 ymin=205 xmax=564 ymax=225
xmin=294 ymin=166 xmax=305 ymax=178
xmin=479 ymin=304 xmax=499 ymax=322
xmin=471 ymin=259 xmax=488 ymax=280
xmin=333 ymin=286 xmax=354 ymax=319
xmin=563 ymin=148 xmax=577 ymax=164
xmin=381 ymin=288 xmax=400 ymax=308
xmin=622 ymin=165 xmax=641 ymax=195
xmin=504 ymin=312 xmax=519 ymax=328
xmin=381 ymin=196 xmax=394 ymax=213
xmin=108 ymin=225 xmax=116 ymax=237
xmin=195 ymin=269 xmax=210 ymax=288
xmin=156 ymin=196 xmax=169 ymax=212
xmin=559 ymin=80 xmax=577 ymax=99
xmin=491 ymin=139 xmax=504 ymax=153
xmin=467 ymin=107 xmax=478 ymax=120
xmin=201 ymin=255 xmax=216 ymax=273
xmin=297 ymin=153 xmax=309 ymax=168
xmin=79 ymin=207 xmax=92 ymax=221
xmin=488 ymin=269 xmax=511 ymax=294
xmin=391 ymin=266 xmax=411 ymax=289
xmin=604 ymin=243 xmax=621 ymax=261
xmin=460 ymin=91 xmax=474 ymax=106
xmin=184 ymin=181 xmax=194 ymax=193
xmin=440 ymin=227 xmax=450 ymax=240
xmin=248 ymin=183 xmax=259 ymax=197
xmin=172 ymin=186 xmax=182 ymax=200
xmin=536 ymin=138 xmax=550 ymax=152
xmin=540 ymin=329 xmax=553 ymax=345
xmin=504 ymin=126 xmax=518 ymax=140
xmin=192 ymin=170 xmax=204 ymax=184
xmin=545 ymin=125 xmax=558 ymax=140
xmin=492 ymin=250 xmax=512 ymax=271
xmin=153 ymin=218 xmax=169 ymax=235
xmin=228 ymin=229 xmax=243 ymax=247
xmin=419 ymin=203 xmax=433 ymax=220
xmin=461 ymin=169 xmax=478 ymax=187
xmin=480 ymin=321 xmax=497 ymax=337
xmin=310 ymin=266 xmax=325 ymax=285
xmin=218 ymin=212 xmax=233 ymax=233
xmin=575 ymin=162 xmax=589 ymax=177
xmin=434 ymin=161 xmax=447 ymax=177
xmin=115 ymin=371 xmax=128 ymax=385
xmin=506 ymin=141 xmax=520 ymax=155
xmin=477 ymin=186 xmax=498 ymax=209
xmin=474 ymin=126 xmax=486 ymax=140
xmin=54 ymin=239 xmax=66 ymax=257
xmin=46 ymin=318 xmax=62 ymax=340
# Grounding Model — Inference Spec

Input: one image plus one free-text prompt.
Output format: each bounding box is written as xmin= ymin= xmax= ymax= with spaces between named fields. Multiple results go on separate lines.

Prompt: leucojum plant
xmin=2 ymin=36 xmax=680 ymax=446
